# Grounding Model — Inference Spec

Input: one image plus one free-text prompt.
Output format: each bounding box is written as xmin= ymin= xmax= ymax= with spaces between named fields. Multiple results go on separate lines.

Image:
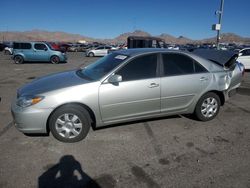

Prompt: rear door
xmin=160 ymin=53 xmax=210 ymax=113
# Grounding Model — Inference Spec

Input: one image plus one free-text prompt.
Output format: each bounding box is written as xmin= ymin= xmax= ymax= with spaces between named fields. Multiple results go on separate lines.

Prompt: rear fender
xmin=14 ymin=53 xmax=26 ymax=61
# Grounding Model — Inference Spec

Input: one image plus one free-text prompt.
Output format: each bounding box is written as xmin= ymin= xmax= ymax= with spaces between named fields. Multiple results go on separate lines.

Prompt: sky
xmin=1 ymin=0 xmax=250 ymax=39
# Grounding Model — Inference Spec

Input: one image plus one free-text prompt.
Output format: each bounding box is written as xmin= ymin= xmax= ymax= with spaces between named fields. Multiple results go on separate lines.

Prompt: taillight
xmin=237 ymin=61 xmax=245 ymax=77
xmin=242 ymin=66 xmax=245 ymax=76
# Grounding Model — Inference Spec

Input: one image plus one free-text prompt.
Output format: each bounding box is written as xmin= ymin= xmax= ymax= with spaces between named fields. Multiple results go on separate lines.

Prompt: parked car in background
xmin=86 ymin=46 xmax=117 ymax=57
xmin=0 ymin=43 xmax=7 ymax=51
xmin=237 ymin=48 xmax=250 ymax=69
xmin=127 ymin=36 xmax=165 ymax=49
xmin=4 ymin=44 xmax=13 ymax=55
xmin=47 ymin=42 xmax=61 ymax=52
xmin=59 ymin=43 xmax=71 ymax=52
xmin=68 ymin=44 xmax=88 ymax=52
xmin=11 ymin=48 xmax=243 ymax=142
xmin=12 ymin=42 xmax=67 ymax=64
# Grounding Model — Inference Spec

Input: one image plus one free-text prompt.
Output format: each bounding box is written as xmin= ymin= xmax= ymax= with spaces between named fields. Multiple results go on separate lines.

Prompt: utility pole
xmin=212 ymin=0 xmax=224 ymax=49
xmin=216 ymin=0 xmax=224 ymax=49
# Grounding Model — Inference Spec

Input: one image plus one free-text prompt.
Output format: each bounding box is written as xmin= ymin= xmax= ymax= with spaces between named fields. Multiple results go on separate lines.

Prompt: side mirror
xmin=44 ymin=48 xmax=48 ymax=51
xmin=238 ymin=52 xmax=243 ymax=56
xmin=108 ymin=74 xmax=122 ymax=84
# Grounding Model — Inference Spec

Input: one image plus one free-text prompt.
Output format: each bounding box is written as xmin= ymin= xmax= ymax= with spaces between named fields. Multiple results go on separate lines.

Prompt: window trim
xmin=159 ymin=52 xmax=208 ymax=77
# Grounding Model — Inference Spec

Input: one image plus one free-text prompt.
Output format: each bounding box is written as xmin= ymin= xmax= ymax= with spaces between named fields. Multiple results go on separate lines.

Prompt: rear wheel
xmin=194 ymin=92 xmax=221 ymax=121
xmin=49 ymin=104 xmax=91 ymax=142
xmin=50 ymin=55 xmax=60 ymax=64
xmin=14 ymin=55 xmax=24 ymax=64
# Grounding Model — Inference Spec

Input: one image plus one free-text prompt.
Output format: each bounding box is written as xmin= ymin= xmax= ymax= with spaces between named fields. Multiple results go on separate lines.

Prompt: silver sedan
xmin=11 ymin=49 xmax=244 ymax=142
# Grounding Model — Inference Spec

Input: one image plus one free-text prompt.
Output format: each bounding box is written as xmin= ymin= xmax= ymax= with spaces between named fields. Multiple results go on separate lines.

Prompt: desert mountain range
xmin=1 ymin=30 xmax=250 ymax=44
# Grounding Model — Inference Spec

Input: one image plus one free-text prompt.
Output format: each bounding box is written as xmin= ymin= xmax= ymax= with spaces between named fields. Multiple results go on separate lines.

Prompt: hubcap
xmin=55 ymin=113 xmax=82 ymax=139
xmin=52 ymin=57 xmax=59 ymax=63
xmin=201 ymin=97 xmax=218 ymax=118
xmin=15 ymin=57 xmax=22 ymax=63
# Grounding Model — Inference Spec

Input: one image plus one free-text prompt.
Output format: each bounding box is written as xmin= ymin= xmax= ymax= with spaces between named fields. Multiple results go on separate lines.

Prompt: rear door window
xmin=162 ymin=53 xmax=207 ymax=76
xmin=96 ymin=47 xmax=104 ymax=50
xmin=13 ymin=43 xmax=31 ymax=49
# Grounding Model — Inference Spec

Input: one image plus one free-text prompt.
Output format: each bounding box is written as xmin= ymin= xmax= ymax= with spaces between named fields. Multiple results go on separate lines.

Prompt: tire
xmin=50 ymin=55 xmax=60 ymax=64
xmin=88 ymin=52 xmax=94 ymax=57
xmin=14 ymin=55 xmax=24 ymax=64
xmin=49 ymin=104 xmax=91 ymax=143
xmin=194 ymin=92 xmax=221 ymax=121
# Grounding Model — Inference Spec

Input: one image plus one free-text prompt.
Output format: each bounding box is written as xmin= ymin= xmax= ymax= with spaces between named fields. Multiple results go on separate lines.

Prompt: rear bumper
xmin=60 ymin=54 xmax=67 ymax=61
xmin=224 ymin=83 xmax=241 ymax=101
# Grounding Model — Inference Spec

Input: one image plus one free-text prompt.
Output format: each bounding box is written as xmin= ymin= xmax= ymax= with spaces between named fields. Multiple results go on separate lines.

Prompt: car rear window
xmin=13 ymin=43 xmax=32 ymax=49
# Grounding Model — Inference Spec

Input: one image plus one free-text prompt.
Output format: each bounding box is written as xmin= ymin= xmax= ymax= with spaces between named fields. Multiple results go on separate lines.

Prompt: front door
xmin=32 ymin=43 xmax=49 ymax=61
xmin=99 ymin=53 xmax=161 ymax=123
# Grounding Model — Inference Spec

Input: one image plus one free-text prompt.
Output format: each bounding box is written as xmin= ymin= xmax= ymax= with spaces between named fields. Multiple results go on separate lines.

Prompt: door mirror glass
xmin=108 ymin=74 xmax=122 ymax=83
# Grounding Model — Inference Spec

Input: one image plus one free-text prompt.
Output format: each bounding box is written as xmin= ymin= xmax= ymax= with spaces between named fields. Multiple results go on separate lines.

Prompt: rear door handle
xmin=148 ymin=83 xmax=159 ymax=88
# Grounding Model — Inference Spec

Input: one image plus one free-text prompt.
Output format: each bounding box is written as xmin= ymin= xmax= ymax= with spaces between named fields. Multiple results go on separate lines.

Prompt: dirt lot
xmin=0 ymin=52 xmax=250 ymax=188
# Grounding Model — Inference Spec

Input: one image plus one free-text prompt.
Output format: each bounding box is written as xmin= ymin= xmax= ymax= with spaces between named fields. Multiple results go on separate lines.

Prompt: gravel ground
xmin=0 ymin=52 xmax=250 ymax=188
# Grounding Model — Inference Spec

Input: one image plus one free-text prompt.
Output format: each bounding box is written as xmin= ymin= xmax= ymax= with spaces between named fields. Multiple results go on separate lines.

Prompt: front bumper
xmin=61 ymin=54 xmax=67 ymax=61
xmin=11 ymin=102 xmax=53 ymax=134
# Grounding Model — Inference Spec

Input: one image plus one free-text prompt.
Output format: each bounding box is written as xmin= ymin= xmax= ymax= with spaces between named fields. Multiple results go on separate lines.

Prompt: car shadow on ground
xmin=38 ymin=155 xmax=101 ymax=188
xmin=24 ymin=115 xmax=193 ymax=138
xmin=92 ymin=115 xmax=183 ymax=130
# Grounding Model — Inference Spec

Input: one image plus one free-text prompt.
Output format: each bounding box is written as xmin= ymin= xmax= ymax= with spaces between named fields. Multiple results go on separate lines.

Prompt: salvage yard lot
xmin=0 ymin=52 xmax=250 ymax=188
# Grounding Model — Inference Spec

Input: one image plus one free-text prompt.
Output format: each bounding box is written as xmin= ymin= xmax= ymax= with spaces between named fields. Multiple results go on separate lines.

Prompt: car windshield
xmin=45 ymin=43 xmax=54 ymax=50
xmin=78 ymin=53 xmax=128 ymax=80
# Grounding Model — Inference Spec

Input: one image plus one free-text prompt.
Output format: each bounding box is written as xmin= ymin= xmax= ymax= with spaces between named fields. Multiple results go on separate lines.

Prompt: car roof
xmin=114 ymin=48 xmax=184 ymax=56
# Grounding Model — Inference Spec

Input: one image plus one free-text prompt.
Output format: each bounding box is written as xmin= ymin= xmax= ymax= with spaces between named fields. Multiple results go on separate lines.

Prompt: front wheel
xmin=49 ymin=105 xmax=91 ymax=142
xmin=50 ymin=55 xmax=60 ymax=64
xmin=194 ymin=92 xmax=221 ymax=121
xmin=88 ymin=52 xmax=94 ymax=57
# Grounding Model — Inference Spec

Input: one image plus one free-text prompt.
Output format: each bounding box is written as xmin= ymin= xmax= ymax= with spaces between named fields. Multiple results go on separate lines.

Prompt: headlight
xmin=16 ymin=95 xmax=44 ymax=108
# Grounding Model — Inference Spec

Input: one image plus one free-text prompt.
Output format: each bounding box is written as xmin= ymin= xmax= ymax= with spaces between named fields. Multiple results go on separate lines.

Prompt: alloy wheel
xmin=55 ymin=113 xmax=83 ymax=139
xmin=201 ymin=97 xmax=218 ymax=118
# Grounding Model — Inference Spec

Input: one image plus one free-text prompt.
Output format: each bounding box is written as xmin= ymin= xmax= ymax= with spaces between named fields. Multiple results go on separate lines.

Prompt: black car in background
xmin=0 ymin=43 xmax=7 ymax=51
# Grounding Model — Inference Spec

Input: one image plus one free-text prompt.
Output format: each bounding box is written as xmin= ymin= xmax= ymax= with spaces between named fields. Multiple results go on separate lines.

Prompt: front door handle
xmin=148 ymin=83 xmax=159 ymax=88
xmin=200 ymin=77 xmax=208 ymax=81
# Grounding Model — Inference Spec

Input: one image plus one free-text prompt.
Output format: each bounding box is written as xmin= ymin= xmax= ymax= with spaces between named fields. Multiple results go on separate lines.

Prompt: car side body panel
xmin=99 ymin=78 xmax=161 ymax=123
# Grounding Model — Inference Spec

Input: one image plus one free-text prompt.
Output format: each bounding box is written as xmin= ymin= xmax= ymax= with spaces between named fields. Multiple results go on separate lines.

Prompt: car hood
xmin=18 ymin=70 xmax=91 ymax=97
